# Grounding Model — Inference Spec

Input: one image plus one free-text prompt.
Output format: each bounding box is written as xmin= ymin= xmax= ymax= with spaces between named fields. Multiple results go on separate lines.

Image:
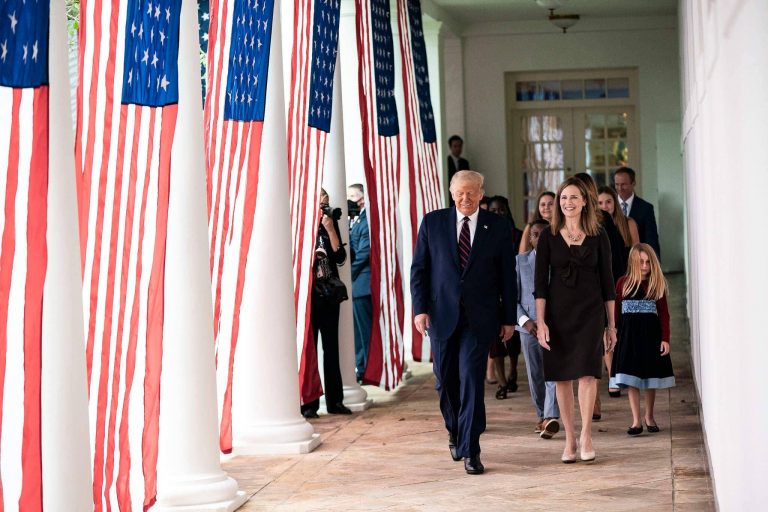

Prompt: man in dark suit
xmin=411 ymin=170 xmax=517 ymax=475
xmin=446 ymin=135 xmax=470 ymax=184
xmin=613 ymin=166 xmax=661 ymax=259
xmin=347 ymin=184 xmax=371 ymax=382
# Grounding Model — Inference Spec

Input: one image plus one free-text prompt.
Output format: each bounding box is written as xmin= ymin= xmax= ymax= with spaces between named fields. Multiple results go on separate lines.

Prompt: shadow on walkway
xmin=225 ymin=274 xmax=715 ymax=511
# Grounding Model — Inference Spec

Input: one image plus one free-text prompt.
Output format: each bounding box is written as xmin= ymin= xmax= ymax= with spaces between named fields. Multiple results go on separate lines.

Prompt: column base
xmin=233 ymin=433 xmax=321 ymax=455
xmin=342 ymin=384 xmax=372 ymax=411
xmin=345 ymin=399 xmax=372 ymax=412
xmin=154 ymin=473 xmax=247 ymax=512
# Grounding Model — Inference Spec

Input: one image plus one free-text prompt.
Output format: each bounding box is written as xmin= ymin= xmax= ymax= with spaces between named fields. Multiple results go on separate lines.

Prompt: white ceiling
xmin=429 ymin=0 xmax=677 ymax=25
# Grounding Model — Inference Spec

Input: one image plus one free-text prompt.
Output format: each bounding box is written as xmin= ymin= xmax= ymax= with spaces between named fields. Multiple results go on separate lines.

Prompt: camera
xmin=321 ymin=204 xmax=343 ymax=221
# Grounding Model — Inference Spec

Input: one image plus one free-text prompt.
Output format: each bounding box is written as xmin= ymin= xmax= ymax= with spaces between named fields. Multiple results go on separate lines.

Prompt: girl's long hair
xmin=551 ymin=177 xmax=601 ymax=237
xmin=623 ymin=244 xmax=667 ymax=300
xmin=598 ymin=186 xmax=631 ymax=247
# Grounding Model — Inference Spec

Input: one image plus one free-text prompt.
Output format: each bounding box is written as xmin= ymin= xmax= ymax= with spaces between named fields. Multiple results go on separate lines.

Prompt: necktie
xmin=621 ymin=201 xmax=629 ymax=216
xmin=458 ymin=217 xmax=471 ymax=272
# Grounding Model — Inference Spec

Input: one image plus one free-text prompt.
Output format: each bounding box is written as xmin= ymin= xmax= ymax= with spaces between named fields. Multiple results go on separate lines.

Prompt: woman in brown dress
xmin=534 ymin=177 xmax=616 ymax=463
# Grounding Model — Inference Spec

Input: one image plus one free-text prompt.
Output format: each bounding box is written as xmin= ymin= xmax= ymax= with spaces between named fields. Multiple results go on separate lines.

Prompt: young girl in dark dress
xmin=612 ymin=244 xmax=675 ymax=435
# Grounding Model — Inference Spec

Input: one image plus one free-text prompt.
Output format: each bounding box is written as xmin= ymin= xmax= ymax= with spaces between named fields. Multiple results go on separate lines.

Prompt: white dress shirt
xmin=455 ymin=207 xmax=479 ymax=244
xmin=620 ymin=193 xmax=635 ymax=216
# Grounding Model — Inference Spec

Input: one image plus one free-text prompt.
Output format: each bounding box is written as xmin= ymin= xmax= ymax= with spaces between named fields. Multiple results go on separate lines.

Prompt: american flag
xmin=75 ymin=0 xmax=183 ymax=507
xmin=356 ymin=0 xmax=405 ymax=389
xmin=287 ymin=0 xmax=341 ymax=406
xmin=0 ymin=3 xmax=49 ymax=509
xmin=203 ymin=0 xmax=274 ymax=453
xmin=396 ymin=0 xmax=442 ymax=363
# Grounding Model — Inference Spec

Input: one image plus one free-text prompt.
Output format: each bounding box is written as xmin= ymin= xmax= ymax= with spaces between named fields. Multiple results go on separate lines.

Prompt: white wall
xmin=452 ymin=16 xmax=684 ymax=270
xmin=680 ymin=0 xmax=768 ymax=508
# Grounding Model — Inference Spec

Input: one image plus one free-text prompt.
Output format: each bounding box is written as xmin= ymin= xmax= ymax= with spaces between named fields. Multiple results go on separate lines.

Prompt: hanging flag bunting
xmin=0 ymin=3 xmax=50 ymax=510
xmin=203 ymin=0 xmax=275 ymax=453
xmin=356 ymin=0 xmax=405 ymax=389
xmin=286 ymin=0 xmax=342 ymax=406
xmin=396 ymin=0 xmax=443 ymax=362
xmin=75 ymin=0 xmax=185 ymax=507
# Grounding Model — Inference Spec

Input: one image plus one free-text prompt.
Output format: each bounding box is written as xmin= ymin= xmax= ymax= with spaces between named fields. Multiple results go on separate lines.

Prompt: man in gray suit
xmin=516 ymin=219 xmax=560 ymax=438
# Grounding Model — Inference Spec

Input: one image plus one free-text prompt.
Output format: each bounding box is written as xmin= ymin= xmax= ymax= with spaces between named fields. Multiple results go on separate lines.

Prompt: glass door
xmin=574 ymin=107 xmax=636 ymax=187
xmin=511 ymin=110 xmax=574 ymax=222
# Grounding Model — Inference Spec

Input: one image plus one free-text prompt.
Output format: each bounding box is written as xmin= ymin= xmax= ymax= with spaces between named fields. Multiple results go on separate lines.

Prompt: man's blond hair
xmin=449 ymin=170 xmax=484 ymax=193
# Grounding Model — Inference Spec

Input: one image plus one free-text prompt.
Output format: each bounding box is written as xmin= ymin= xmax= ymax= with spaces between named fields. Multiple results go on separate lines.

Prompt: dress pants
xmin=431 ymin=311 xmax=491 ymax=458
xmin=520 ymin=330 xmax=559 ymax=419
xmin=302 ymin=296 xmax=344 ymax=414
xmin=352 ymin=295 xmax=372 ymax=380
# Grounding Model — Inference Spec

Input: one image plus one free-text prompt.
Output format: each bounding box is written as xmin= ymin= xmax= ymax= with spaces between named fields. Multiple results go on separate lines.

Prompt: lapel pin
xmin=483 ymin=225 xmax=488 ymax=229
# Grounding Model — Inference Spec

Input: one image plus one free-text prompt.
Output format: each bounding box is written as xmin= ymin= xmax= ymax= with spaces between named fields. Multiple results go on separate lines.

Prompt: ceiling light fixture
xmin=535 ymin=0 xmax=568 ymax=9
xmin=548 ymin=10 xmax=579 ymax=33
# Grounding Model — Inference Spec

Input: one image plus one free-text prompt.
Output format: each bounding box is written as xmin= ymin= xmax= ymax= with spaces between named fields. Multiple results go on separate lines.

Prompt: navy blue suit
xmin=628 ymin=195 xmax=661 ymax=260
xmin=349 ymin=209 xmax=372 ymax=379
xmin=411 ymin=208 xmax=517 ymax=457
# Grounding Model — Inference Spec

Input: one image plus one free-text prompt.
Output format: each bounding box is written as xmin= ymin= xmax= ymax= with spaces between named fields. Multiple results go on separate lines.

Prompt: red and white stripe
xmin=396 ymin=0 xmax=443 ymax=362
xmin=204 ymin=0 xmax=264 ymax=453
xmin=355 ymin=0 xmax=405 ymax=390
xmin=75 ymin=0 xmax=176 ymax=508
xmin=0 ymin=86 xmax=48 ymax=512
xmin=286 ymin=0 xmax=327 ymax=406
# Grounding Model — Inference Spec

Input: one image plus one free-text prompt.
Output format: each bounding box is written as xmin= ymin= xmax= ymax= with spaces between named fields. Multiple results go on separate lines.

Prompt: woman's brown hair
xmin=598 ymin=185 xmax=631 ymax=247
xmin=551 ymin=177 xmax=601 ymax=237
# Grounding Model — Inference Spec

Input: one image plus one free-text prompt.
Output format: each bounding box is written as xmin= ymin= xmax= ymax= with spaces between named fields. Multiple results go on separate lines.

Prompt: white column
xmin=339 ymin=0 xmax=365 ymax=185
xmin=229 ymin=0 xmax=320 ymax=455
xmin=325 ymin=56 xmax=372 ymax=411
xmin=41 ymin=0 xmax=92 ymax=508
xmin=153 ymin=0 xmax=246 ymax=509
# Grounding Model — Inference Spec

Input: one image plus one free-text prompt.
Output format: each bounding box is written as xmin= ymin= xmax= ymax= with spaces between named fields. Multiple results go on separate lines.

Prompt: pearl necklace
xmin=565 ymin=225 xmax=583 ymax=243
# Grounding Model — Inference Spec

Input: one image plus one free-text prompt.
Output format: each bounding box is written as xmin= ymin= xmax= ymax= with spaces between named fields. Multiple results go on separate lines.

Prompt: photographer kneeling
xmin=301 ymin=189 xmax=353 ymax=418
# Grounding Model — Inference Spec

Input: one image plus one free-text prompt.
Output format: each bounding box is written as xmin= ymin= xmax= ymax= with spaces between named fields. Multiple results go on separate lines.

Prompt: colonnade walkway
xmin=225 ymin=274 xmax=715 ymax=511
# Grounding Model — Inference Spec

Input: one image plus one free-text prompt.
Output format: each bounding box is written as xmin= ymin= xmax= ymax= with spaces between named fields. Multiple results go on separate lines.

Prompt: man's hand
xmin=660 ymin=341 xmax=670 ymax=356
xmin=414 ymin=313 xmax=430 ymax=336
xmin=499 ymin=325 xmax=515 ymax=342
xmin=522 ymin=320 xmax=537 ymax=337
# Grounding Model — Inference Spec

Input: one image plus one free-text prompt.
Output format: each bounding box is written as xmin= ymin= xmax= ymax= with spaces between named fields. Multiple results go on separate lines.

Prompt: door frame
xmin=505 ymin=68 xmax=640 ymax=222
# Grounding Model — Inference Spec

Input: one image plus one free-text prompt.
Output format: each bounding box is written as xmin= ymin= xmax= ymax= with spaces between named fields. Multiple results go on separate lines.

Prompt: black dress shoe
xmin=627 ymin=425 xmax=644 ymax=436
xmin=326 ymin=403 xmax=352 ymax=415
xmin=448 ymin=434 xmax=461 ymax=461
xmin=464 ymin=455 xmax=484 ymax=475
xmin=301 ymin=409 xmax=319 ymax=419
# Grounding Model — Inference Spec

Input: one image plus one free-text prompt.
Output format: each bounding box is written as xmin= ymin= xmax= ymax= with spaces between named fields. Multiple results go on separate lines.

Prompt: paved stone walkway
xmin=225 ymin=274 xmax=715 ymax=511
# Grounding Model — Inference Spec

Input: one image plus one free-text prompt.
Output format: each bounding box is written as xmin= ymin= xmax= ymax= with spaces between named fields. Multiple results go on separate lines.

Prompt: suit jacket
xmin=628 ymin=195 xmax=661 ymax=260
xmin=349 ymin=209 xmax=371 ymax=298
xmin=410 ymin=208 xmax=517 ymax=343
xmin=446 ymin=155 xmax=470 ymax=183
xmin=514 ymin=250 xmax=537 ymax=333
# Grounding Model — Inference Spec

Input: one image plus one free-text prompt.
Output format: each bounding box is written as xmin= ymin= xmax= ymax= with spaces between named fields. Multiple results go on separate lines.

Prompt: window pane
xmin=585 ymin=79 xmax=606 ymax=99
xmin=521 ymin=116 xmax=541 ymax=142
xmin=586 ymin=141 xmax=606 ymax=168
xmin=541 ymin=81 xmax=561 ymax=100
xmin=516 ymin=81 xmax=537 ymax=102
xmin=607 ymin=77 xmax=630 ymax=98
xmin=610 ymin=139 xmax=629 ymax=166
xmin=541 ymin=115 xmax=563 ymax=142
xmin=585 ymin=114 xmax=605 ymax=140
xmin=562 ymin=80 xmax=583 ymax=100
xmin=606 ymin=114 xmax=628 ymax=138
